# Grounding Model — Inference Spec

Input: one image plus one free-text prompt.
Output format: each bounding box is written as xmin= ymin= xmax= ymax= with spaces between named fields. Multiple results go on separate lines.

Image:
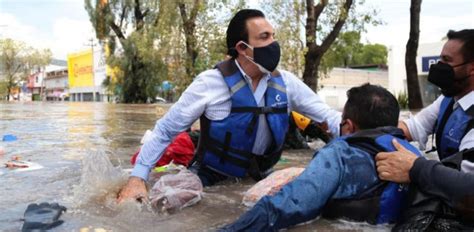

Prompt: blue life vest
xmin=321 ymin=127 xmax=422 ymax=224
xmin=435 ymin=97 xmax=474 ymax=160
xmin=195 ymin=60 xmax=289 ymax=180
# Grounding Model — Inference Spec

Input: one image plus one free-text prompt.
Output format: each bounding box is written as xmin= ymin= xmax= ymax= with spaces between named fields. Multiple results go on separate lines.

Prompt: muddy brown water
xmin=0 ymin=102 xmax=424 ymax=231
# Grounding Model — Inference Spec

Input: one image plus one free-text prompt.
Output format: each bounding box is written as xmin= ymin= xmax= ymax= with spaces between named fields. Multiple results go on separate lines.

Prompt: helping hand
xmin=117 ymin=176 xmax=148 ymax=204
xmin=375 ymin=139 xmax=418 ymax=183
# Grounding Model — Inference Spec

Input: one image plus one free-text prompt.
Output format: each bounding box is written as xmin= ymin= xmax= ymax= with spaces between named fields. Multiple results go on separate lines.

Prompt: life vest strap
xmin=231 ymin=106 xmax=287 ymax=135
xmin=205 ymin=136 xmax=255 ymax=159
xmin=204 ymin=143 xmax=250 ymax=169
xmin=231 ymin=106 xmax=287 ymax=114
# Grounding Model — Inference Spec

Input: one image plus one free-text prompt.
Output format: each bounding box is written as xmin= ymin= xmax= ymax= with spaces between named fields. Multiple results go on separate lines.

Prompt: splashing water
xmin=72 ymin=151 xmax=128 ymax=208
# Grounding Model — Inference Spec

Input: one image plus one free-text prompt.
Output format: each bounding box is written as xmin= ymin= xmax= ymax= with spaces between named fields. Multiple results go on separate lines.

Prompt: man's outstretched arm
xmin=221 ymin=143 xmax=347 ymax=231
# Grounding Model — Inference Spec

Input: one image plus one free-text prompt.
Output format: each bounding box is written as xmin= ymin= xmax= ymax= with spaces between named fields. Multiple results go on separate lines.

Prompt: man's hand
xmin=117 ymin=176 xmax=148 ymax=203
xmin=375 ymin=139 xmax=418 ymax=183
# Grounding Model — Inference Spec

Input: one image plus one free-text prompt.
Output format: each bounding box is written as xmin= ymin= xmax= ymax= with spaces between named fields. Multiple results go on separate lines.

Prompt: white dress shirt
xmin=132 ymin=61 xmax=342 ymax=180
xmin=404 ymin=91 xmax=474 ymax=152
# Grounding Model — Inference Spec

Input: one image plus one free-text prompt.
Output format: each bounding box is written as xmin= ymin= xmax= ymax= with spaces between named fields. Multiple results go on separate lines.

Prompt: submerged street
xmin=0 ymin=102 xmax=397 ymax=231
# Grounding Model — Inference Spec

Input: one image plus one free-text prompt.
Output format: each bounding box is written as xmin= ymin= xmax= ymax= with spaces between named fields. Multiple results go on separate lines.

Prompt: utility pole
xmin=84 ymin=37 xmax=97 ymax=101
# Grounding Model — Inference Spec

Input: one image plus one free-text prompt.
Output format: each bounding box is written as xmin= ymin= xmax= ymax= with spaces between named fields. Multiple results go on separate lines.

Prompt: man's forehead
xmin=246 ymin=17 xmax=273 ymax=35
xmin=441 ymin=39 xmax=463 ymax=60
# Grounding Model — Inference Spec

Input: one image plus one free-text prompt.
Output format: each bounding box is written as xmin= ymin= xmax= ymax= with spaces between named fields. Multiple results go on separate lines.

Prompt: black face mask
xmin=241 ymin=41 xmax=281 ymax=73
xmin=339 ymin=119 xmax=346 ymax=137
xmin=427 ymin=61 xmax=470 ymax=97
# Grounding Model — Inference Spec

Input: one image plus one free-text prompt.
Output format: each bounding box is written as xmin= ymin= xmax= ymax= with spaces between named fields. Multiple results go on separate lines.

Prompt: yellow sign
xmin=67 ymin=50 xmax=94 ymax=88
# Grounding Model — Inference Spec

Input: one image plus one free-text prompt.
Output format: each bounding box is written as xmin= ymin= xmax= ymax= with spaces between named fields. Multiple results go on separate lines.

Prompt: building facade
xmin=26 ymin=70 xmax=44 ymax=101
xmin=67 ymin=47 xmax=108 ymax=102
xmin=388 ymin=41 xmax=444 ymax=106
xmin=44 ymin=69 xmax=68 ymax=101
xmin=317 ymin=67 xmax=389 ymax=109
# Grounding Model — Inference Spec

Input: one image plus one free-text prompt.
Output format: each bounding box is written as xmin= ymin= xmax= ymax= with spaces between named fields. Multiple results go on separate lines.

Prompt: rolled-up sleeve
xmin=131 ymin=74 xmax=209 ymax=180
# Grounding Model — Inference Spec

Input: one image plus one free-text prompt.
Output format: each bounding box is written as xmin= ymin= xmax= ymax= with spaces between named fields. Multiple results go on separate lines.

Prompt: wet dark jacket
xmin=409 ymin=148 xmax=474 ymax=222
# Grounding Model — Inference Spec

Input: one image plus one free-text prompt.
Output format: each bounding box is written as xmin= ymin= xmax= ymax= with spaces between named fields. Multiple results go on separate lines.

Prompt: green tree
xmin=0 ymin=38 xmax=51 ymax=101
xmin=178 ymin=0 xmax=203 ymax=86
xmin=357 ymin=43 xmax=387 ymax=65
xmin=302 ymin=0 xmax=381 ymax=91
xmin=321 ymin=31 xmax=387 ymax=68
xmin=321 ymin=31 xmax=363 ymax=68
xmin=85 ymin=0 xmax=168 ymax=103
xmin=261 ymin=1 xmax=380 ymax=90
xmin=150 ymin=0 xmax=247 ymax=96
xmin=86 ymin=0 xmax=247 ymax=101
xmin=262 ymin=0 xmax=306 ymax=76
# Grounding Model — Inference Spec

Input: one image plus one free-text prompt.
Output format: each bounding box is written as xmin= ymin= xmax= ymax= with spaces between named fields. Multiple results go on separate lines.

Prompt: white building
xmin=67 ymin=46 xmax=108 ymax=102
xmin=388 ymin=41 xmax=444 ymax=106
xmin=318 ymin=67 xmax=389 ymax=110
xmin=25 ymin=60 xmax=67 ymax=101
xmin=44 ymin=68 xmax=68 ymax=101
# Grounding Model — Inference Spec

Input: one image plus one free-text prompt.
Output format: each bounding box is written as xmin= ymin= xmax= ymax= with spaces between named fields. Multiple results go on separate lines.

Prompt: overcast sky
xmin=0 ymin=0 xmax=473 ymax=60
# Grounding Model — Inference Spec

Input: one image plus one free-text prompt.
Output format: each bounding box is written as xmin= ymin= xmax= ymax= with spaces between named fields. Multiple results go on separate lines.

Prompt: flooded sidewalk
xmin=0 ymin=102 xmax=391 ymax=231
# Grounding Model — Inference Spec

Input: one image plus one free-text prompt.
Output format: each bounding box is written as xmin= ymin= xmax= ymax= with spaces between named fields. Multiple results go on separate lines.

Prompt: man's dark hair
xmin=226 ymin=9 xmax=265 ymax=58
xmin=447 ymin=29 xmax=474 ymax=63
xmin=344 ymin=83 xmax=399 ymax=129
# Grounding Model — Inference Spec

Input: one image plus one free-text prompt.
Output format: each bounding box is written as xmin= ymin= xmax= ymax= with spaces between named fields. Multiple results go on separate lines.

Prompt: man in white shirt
xmin=117 ymin=9 xmax=341 ymax=203
xmin=375 ymin=29 xmax=474 ymax=229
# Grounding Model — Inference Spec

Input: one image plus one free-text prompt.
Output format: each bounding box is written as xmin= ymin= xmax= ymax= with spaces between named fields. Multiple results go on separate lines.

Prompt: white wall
xmin=318 ymin=68 xmax=389 ymax=109
xmin=388 ymin=41 xmax=444 ymax=98
xmin=93 ymin=47 xmax=106 ymax=89
xmin=388 ymin=44 xmax=406 ymax=96
xmin=318 ymin=86 xmax=350 ymax=110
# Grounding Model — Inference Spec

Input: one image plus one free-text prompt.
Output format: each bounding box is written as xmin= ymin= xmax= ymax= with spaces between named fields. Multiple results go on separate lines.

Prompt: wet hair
xmin=447 ymin=29 xmax=474 ymax=62
xmin=226 ymin=9 xmax=265 ymax=58
xmin=343 ymin=83 xmax=399 ymax=129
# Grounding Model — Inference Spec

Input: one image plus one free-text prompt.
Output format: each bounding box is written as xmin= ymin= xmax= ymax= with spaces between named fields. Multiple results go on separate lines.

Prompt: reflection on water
xmin=0 ymin=102 xmax=393 ymax=231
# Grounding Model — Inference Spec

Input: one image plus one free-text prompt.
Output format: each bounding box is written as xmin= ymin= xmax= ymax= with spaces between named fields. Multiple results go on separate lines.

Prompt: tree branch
xmin=119 ymin=3 xmax=126 ymax=29
xmin=305 ymin=0 xmax=316 ymax=45
xmin=153 ymin=1 xmax=164 ymax=27
xmin=189 ymin=0 xmax=200 ymax=22
xmin=178 ymin=3 xmax=187 ymax=22
xmin=134 ymin=0 xmax=145 ymax=30
xmin=109 ymin=21 xmax=126 ymax=40
xmin=319 ymin=0 xmax=353 ymax=52
xmin=314 ymin=0 xmax=327 ymax=21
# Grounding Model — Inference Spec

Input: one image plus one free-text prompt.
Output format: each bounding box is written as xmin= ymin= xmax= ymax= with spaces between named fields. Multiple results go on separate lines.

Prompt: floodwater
xmin=0 ymin=102 xmax=397 ymax=231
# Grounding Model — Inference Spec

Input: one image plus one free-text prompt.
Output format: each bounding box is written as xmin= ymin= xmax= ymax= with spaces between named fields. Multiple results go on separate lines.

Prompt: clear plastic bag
xmin=242 ymin=167 xmax=304 ymax=207
xmin=149 ymin=169 xmax=203 ymax=213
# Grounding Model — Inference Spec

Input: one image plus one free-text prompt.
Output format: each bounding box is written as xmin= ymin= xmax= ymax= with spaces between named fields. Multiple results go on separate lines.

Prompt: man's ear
xmin=235 ymin=41 xmax=249 ymax=56
xmin=345 ymin=119 xmax=357 ymax=133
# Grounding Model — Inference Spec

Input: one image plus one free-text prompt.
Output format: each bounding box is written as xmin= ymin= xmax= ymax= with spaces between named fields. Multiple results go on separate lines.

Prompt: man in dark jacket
xmin=221 ymin=84 xmax=421 ymax=231
xmin=375 ymin=29 xmax=474 ymax=230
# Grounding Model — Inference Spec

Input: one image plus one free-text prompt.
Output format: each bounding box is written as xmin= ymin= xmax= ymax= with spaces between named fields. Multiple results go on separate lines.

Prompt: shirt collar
xmin=234 ymin=59 xmax=271 ymax=84
xmin=456 ymin=90 xmax=474 ymax=111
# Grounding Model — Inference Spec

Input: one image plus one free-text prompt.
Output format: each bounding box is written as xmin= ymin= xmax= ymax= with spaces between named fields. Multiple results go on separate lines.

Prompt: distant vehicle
xmin=155 ymin=96 xmax=167 ymax=103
